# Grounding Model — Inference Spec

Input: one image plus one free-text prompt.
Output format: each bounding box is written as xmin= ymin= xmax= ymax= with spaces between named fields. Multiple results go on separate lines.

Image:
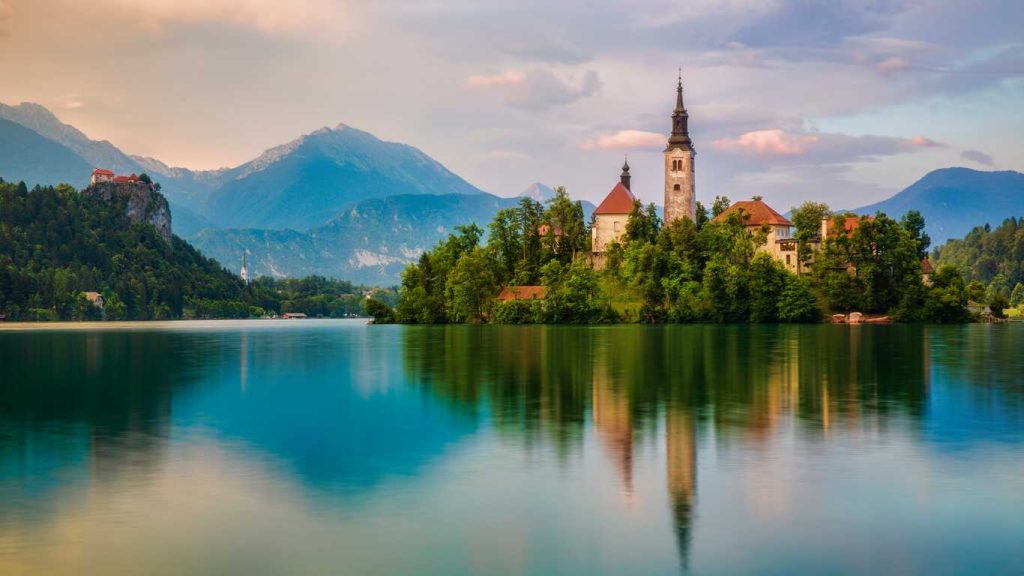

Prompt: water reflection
xmin=0 ymin=322 xmax=1022 ymax=574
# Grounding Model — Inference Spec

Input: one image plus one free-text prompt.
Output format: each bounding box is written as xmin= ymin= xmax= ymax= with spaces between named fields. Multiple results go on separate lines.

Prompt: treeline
xmin=934 ymin=217 xmax=1024 ymax=315
xmin=370 ymin=186 xmax=970 ymax=325
xmin=384 ymin=188 xmax=610 ymax=324
xmin=0 ymin=180 xmax=385 ymax=320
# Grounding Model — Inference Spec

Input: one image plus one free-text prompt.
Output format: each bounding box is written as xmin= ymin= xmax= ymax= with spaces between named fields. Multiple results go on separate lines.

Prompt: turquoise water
xmin=0 ymin=321 xmax=1022 ymax=574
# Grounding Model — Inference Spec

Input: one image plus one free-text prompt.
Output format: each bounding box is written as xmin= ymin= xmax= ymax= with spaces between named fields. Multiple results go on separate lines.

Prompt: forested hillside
xmin=0 ymin=179 xmax=377 ymax=320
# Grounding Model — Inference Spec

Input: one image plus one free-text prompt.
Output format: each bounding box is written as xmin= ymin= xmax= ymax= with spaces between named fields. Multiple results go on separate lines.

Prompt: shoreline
xmin=0 ymin=318 xmax=368 ymax=331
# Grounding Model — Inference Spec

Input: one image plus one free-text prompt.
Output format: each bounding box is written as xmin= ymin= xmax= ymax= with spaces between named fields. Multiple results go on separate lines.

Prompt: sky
xmin=0 ymin=0 xmax=1022 ymax=209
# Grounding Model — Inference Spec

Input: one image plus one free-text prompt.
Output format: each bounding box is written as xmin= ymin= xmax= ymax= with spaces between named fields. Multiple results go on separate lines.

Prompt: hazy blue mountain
xmin=852 ymin=167 xmax=1024 ymax=244
xmin=202 ymin=124 xmax=487 ymax=231
xmin=0 ymin=102 xmax=140 ymax=174
xmin=0 ymin=118 xmax=92 ymax=187
xmin=0 ymin=102 xmax=218 ymax=211
xmin=191 ymin=193 xmax=519 ymax=285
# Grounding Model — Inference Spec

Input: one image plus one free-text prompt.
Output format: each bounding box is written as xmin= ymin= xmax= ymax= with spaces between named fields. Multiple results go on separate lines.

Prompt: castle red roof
xmin=497 ymin=286 xmax=547 ymax=301
xmin=112 ymin=176 xmax=131 ymax=183
xmin=92 ymin=168 xmax=114 ymax=176
xmin=824 ymin=215 xmax=875 ymax=238
xmin=713 ymin=200 xmax=793 ymax=227
xmin=594 ymin=182 xmax=636 ymax=215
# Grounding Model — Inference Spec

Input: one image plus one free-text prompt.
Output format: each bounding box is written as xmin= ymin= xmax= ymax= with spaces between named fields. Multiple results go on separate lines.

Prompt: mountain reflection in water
xmin=0 ymin=321 xmax=1021 ymax=575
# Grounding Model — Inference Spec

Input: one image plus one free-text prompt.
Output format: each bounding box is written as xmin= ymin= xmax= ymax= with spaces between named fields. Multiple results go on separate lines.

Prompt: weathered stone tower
xmin=664 ymin=73 xmax=695 ymax=223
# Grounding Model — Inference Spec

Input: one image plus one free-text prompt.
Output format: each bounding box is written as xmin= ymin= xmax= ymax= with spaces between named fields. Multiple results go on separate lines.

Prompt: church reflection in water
xmin=402 ymin=323 xmax=933 ymax=570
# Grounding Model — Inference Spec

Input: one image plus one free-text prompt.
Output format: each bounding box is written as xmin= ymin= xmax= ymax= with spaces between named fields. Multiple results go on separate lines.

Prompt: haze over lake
xmin=1 ymin=321 xmax=1022 ymax=574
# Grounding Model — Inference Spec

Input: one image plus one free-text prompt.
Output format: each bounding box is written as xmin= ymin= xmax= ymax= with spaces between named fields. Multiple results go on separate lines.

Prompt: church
xmin=592 ymin=74 xmax=696 ymax=254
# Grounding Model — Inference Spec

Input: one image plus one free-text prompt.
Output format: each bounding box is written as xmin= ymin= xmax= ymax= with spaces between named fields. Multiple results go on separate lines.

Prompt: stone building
xmin=90 ymin=168 xmax=114 ymax=185
xmin=664 ymin=73 xmax=696 ymax=224
xmin=590 ymin=160 xmax=637 ymax=254
xmin=713 ymin=198 xmax=799 ymax=272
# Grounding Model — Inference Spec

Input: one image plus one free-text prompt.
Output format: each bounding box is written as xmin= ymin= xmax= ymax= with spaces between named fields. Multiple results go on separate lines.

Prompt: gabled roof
xmin=921 ymin=257 xmax=934 ymax=275
xmin=594 ymin=182 xmax=636 ymax=215
xmin=497 ymin=286 xmax=547 ymax=301
xmin=713 ymin=200 xmax=793 ymax=227
xmin=92 ymin=168 xmax=114 ymax=176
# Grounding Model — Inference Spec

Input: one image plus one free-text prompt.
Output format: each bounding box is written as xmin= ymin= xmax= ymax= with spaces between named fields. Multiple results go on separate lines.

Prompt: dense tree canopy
xmin=0 ymin=179 xmax=377 ymax=320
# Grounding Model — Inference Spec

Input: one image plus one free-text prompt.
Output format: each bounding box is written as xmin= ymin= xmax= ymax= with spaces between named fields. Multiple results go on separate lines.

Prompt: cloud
xmin=580 ymin=130 xmax=665 ymax=150
xmin=712 ymin=129 xmax=818 ymax=156
xmin=712 ymin=128 xmax=944 ymax=163
xmin=876 ymin=56 xmax=911 ymax=75
xmin=100 ymin=0 xmax=348 ymax=38
xmin=0 ymin=0 xmax=11 ymax=38
xmin=465 ymin=71 xmax=526 ymax=89
xmin=961 ymin=149 xmax=995 ymax=167
xmin=466 ymin=68 xmax=602 ymax=111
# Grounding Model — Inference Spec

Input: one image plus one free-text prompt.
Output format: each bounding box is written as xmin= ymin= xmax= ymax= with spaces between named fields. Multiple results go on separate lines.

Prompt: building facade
xmin=664 ymin=74 xmax=696 ymax=224
xmin=713 ymin=199 xmax=799 ymax=272
xmin=591 ymin=161 xmax=637 ymax=254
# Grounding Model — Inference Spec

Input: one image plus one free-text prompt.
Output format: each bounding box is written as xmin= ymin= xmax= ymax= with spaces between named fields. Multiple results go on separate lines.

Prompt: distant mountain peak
xmin=518 ymin=182 xmax=556 ymax=202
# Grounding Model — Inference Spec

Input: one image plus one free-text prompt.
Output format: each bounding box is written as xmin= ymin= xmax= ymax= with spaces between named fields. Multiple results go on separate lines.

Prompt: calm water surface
xmin=0 ymin=320 xmax=1022 ymax=575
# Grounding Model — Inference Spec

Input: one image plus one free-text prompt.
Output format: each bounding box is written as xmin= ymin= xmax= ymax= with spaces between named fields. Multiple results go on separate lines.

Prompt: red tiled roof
xmin=824 ymin=215 xmax=874 ymax=238
xmin=594 ymin=182 xmax=636 ymax=215
xmin=713 ymin=200 xmax=793 ymax=227
xmin=497 ymin=286 xmax=547 ymax=301
xmin=92 ymin=168 xmax=114 ymax=176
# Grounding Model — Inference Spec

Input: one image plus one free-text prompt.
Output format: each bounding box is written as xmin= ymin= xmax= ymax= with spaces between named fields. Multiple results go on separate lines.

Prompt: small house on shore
xmin=83 ymin=291 xmax=104 ymax=309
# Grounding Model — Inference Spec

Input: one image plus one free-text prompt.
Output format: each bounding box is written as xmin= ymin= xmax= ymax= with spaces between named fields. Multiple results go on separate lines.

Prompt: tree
xmin=924 ymin=265 xmax=969 ymax=323
xmin=487 ymin=208 xmax=522 ymax=283
xmin=711 ymin=196 xmax=731 ymax=218
xmin=778 ymin=276 xmax=822 ymax=322
xmin=446 ymin=248 xmax=498 ymax=323
xmin=363 ymin=298 xmax=395 ymax=324
xmin=1010 ymin=282 xmax=1024 ymax=308
xmin=543 ymin=186 xmax=586 ymax=263
xmin=900 ymin=210 xmax=931 ymax=259
xmin=790 ymin=201 xmax=830 ymax=272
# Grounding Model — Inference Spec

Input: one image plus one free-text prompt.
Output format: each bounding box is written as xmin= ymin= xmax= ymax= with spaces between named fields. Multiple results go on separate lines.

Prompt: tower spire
xmin=668 ymin=70 xmax=691 ymax=150
xmin=620 ymin=155 xmax=631 ymax=190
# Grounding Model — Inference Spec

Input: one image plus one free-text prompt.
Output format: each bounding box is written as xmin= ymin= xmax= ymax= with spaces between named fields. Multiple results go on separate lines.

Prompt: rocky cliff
xmin=84 ymin=181 xmax=173 ymax=243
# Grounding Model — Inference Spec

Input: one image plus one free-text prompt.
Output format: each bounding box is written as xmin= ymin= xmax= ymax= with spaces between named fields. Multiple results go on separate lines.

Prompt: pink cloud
xmin=877 ymin=56 xmax=911 ymax=75
xmin=711 ymin=129 xmax=819 ymax=156
xmin=465 ymin=70 xmax=526 ymax=88
xmin=906 ymin=135 xmax=941 ymax=148
xmin=579 ymin=130 xmax=665 ymax=150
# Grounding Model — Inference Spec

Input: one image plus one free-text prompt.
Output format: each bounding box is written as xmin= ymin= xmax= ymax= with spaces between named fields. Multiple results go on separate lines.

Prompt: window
xmin=786 ymin=255 xmax=792 ymax=265
xmin=613 ymin=221 xmax=621 ymax=233
xmin=673 ymin=184 xmax=681 ymax=191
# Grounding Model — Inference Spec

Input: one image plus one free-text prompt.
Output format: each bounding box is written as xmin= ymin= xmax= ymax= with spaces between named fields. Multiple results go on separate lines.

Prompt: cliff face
xmin=84 ymin=181 xmax=173 ymax=243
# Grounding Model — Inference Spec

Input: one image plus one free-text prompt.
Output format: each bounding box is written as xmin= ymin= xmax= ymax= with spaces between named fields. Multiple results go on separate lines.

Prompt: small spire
xmin=622 ymin=154 xmax=630 ymax=172
xmin=620 ymin=155 xmax=632 ymax=190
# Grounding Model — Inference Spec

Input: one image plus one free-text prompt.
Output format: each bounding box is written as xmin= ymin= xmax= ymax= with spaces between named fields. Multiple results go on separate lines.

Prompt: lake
xmin=0 ymin=320 xmax=1022 ymax=574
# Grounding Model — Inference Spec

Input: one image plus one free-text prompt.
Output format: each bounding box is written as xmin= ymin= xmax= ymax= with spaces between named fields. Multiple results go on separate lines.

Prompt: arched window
xmin=673 ymin=184 xmax=681 ymax=191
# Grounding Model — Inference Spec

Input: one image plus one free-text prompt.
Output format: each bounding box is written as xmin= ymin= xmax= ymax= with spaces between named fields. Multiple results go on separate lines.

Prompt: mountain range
xmin=1 ymin=101 xmax=1021 ymax=284
xmin=0 ymin=102 xmax=581 ymax=283
xmin=851 ymin=167 xmax=1024 ymax=244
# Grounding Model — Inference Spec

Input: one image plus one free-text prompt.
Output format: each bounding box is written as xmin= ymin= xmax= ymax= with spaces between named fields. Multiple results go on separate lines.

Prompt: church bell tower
xmin=664 ymin=72 xmax=695 ymax=223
